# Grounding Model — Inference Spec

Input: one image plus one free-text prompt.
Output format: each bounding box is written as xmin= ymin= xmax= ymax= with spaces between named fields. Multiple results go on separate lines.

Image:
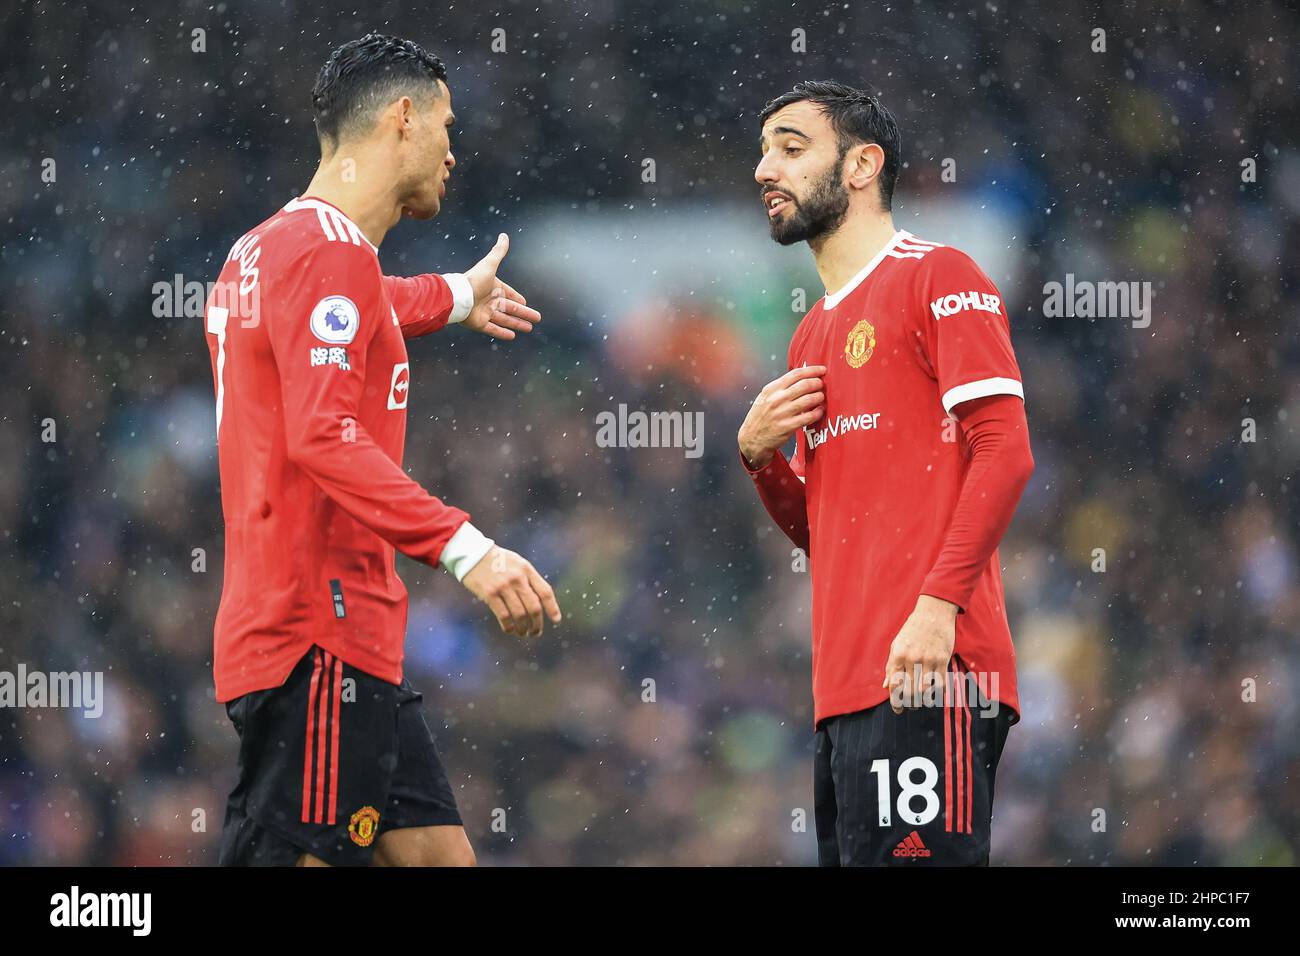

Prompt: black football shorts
xmin=813 ymin=656 xmax=1016 ymax=866
xmin=219 ymin=645 xmax=462 ymax=866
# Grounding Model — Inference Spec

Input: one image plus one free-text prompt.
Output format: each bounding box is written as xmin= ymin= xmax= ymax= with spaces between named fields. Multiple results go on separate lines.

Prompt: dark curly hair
xmin=760 ymin=80 xmax=901 ymax=211
xmin=311 ymin=33 xmax=448 ymax=146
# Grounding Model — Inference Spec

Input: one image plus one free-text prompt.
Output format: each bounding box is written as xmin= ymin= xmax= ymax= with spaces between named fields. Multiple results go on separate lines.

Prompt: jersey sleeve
xmin=270 ymin=242 xmax=472 ymax=567
xmin=741 ymin=339 xmax=811 ymax=552
xmin=920 ymin=393 xmax=1034 ymax=610
xmin=742 ymin=447 xmax=810 ymax=553
xmin=382 ymin=272 xmax=474 ymax=339
xmin=915 ymin=247 xmax=1024 ymax=417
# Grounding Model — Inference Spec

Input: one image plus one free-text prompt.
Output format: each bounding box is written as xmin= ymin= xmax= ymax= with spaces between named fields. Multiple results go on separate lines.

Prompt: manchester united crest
xmin=348 ymin=805 xmax=380 ymax=847
xmin=844 ymin=318 xmax=876 ymax=368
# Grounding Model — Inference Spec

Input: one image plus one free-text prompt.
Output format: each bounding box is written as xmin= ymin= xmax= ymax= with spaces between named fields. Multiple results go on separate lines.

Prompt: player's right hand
xmin=460 ymin=544 xmax=562 ymax=638
xmin=737 ymin=365 xmax=828 ymax=470
xmin=461 ymin=233 xmax=542 ymax=341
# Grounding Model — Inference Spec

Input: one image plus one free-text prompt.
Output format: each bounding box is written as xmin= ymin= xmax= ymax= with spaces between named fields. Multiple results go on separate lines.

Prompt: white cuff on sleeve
xmin=439 ymin=521 xmax=495 ymax=581
xmin=941 ymin=377 xmax=1024 ymax=416
xmin=441 ymin=272 xmax=475 ymax=324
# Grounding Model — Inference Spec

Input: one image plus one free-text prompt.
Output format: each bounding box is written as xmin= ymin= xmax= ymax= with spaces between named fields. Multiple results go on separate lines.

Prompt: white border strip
xmin=941 ymin=377 xmax=1024 ymax=415
xmin=441 ymin=273 xmax=475 ymax=323
xmin=284 ymin=197 xmax=378 ymax=252
xmin=439 ymin=521 xmax=495 ymax=581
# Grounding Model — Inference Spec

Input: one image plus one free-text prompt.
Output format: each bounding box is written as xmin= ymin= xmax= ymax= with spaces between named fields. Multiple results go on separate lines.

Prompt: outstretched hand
xmin=462 ymin=233 xmax=542 ymax=341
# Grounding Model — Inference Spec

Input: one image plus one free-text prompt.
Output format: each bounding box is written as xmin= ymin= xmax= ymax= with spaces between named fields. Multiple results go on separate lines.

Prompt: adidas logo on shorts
xmin=892 ymin=831 xmax=932 ymax=858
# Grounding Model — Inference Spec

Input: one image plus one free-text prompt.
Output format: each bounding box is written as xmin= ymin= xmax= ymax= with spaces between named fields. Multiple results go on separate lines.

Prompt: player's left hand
xmin=462 ymin=233 xmax=542 ymax=341
xmin=882 ymin=594 xmax=959 ymax=714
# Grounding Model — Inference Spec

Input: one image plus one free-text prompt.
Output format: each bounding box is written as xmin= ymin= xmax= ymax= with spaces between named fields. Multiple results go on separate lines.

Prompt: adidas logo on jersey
xmin=892 ymin=831 xmax=932 ymax=858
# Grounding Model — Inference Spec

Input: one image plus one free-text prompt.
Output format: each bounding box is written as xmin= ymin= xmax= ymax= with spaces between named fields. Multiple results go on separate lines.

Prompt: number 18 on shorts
xmin=813 ymin=674 xmax=1016 ymax=866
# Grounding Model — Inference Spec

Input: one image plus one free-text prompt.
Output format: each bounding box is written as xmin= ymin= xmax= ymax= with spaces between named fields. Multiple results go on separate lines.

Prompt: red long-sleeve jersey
xmin=744 ymin=231 xmax=1033 ymax=725
xmin=203 ymin=196 xmax=489 ymax=702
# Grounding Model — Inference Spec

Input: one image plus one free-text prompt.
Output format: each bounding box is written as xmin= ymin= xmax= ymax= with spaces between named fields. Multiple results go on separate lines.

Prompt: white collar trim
xmin=822 ymin=229 xmax=907 ymax=309
xmin=283 ymin=196 xmax=378 ymax=252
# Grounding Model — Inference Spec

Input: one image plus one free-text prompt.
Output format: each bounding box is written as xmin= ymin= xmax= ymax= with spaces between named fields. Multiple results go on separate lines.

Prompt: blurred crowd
xmin=1 ymin=0 xmax=1297 ymax=865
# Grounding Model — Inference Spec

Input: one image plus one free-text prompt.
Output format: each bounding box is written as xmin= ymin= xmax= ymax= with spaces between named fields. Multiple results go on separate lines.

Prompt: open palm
xmin=462 ymin=233 xmax=542 ymax=340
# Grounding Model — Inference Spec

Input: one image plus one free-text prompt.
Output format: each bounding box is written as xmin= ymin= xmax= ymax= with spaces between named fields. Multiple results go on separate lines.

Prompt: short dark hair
xmin=311 ymin=33 xmax=448 ymax=145
xmin=759 ymin=80 xmax=901 ymax=210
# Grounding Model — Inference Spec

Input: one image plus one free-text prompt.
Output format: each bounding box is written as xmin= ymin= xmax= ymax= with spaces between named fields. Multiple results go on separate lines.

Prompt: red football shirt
xmin=783 ymin=230 xmax=1024 ymax=724
xmin=203 ymin=196 xmax=489 ymax=702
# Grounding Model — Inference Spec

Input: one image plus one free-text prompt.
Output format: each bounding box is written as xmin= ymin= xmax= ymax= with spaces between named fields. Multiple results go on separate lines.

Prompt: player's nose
xmin=754 ymin=153 xmax=778 ymax=186
xmin=445 ymin=150 xmax=456 ymax=171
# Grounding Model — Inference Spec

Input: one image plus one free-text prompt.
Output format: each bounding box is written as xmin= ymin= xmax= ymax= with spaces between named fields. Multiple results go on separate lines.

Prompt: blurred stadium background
xmin=2 ymin=0 xmax=1298 ymax=865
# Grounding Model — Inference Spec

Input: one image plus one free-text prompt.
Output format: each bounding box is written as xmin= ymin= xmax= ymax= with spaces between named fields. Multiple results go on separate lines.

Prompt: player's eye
xmin=785 ymin=146 xmax=802 ymax=156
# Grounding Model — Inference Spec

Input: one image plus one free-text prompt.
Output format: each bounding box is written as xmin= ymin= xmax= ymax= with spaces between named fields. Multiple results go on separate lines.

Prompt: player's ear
xmin=392 ymin=95 xmax=416 ymax=139
xmin=846 ymin=142 xmax=884 ymax=194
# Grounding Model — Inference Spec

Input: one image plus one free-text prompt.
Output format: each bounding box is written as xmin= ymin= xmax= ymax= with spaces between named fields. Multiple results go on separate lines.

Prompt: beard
xmin=768 ymin=160 xmax=850 ymax=246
